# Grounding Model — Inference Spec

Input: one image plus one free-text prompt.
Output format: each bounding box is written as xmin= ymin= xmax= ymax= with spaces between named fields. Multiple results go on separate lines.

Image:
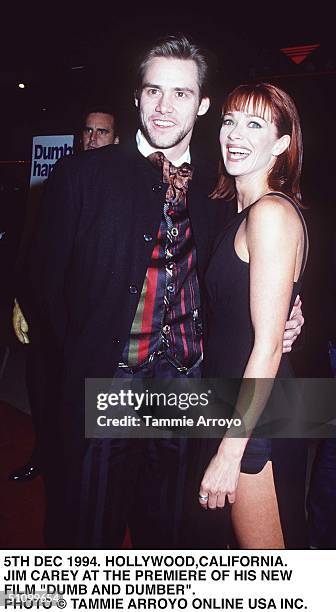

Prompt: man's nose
xmin=89 ymin=130 xmax=97 ymax=142
xmin=155 ymin=93 xmax=173 ymax=114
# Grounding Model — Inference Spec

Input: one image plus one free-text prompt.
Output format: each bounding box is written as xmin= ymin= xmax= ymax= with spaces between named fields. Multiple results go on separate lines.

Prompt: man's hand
xmin=13 ymin=299 xmax=30 ymax=344
xmin=283 ymin=295 xmax=304 ymax=353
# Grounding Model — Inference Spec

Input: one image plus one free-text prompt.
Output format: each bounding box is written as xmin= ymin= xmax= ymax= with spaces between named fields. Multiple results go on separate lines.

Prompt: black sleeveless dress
xmin=202 ymin=192 xmax=309 ymax=548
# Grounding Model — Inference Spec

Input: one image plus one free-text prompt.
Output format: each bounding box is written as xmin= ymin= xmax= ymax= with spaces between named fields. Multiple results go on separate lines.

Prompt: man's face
xmin=82 ymin=112 xmax=118 ymax=150
xmin=137 ymin=57 xmax=210 ymax=161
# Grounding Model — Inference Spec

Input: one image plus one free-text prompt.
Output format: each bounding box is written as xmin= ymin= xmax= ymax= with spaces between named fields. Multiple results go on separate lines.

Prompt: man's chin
xmin=143 ymin=127 xmax=182 ymax=151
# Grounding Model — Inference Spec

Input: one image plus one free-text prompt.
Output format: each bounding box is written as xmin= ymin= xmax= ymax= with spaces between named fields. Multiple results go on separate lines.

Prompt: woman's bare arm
xmin=199 ymin=196 xmax=304 ymax=509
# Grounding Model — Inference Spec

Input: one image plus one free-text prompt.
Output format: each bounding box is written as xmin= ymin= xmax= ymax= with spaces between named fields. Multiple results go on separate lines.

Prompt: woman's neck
xmin=235 ymin=174 xmax=271 ymax=212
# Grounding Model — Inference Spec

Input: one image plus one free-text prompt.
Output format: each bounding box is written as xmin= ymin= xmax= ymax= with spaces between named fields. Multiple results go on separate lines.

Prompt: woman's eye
xmin=248 ymin=121 xmax=262 ymax=128
xmin=223 ymin=118 xmax=233 ymax=126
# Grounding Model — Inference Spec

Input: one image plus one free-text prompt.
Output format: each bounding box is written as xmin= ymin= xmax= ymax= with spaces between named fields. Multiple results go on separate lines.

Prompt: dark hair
xmin=82 ymin=106 xmax=117 ymax=132
xmin=135 ymin=34 xmax=212 ymax=100
xmin=211 ymin=82 xmax=303 ymax=206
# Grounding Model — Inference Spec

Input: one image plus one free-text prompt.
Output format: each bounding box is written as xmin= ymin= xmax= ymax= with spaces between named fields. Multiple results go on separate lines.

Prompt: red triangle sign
xmin=281 ymin=44 xmax=320 ymax=65
xmin=291 ymin=54 xmax=310 ymax=65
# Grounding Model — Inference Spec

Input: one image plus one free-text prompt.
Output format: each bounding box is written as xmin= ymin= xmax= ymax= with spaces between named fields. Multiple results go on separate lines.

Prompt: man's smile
xmin=151 ymin=118 xmax=177 ymax=128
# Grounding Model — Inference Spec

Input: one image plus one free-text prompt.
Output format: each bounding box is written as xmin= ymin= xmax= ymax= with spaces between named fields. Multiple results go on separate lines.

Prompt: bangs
xmin=212 ymin=82 xmax=303 ymax=205
xmin=224 ymin=87 xmax=274 ymax=122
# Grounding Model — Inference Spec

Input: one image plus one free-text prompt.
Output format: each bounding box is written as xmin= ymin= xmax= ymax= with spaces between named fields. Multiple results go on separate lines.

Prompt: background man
xmin=22 ymin=35 xmax=303 ymax=548
xmin=11 ymin=104 xmax=119 ymax=482
xmin=81 ymin=107 xmax=119 ymax=150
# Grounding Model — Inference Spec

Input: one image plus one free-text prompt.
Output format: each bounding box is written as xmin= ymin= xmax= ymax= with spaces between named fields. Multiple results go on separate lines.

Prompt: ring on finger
xmin=198 ymin=494 xmax=209 ymax=501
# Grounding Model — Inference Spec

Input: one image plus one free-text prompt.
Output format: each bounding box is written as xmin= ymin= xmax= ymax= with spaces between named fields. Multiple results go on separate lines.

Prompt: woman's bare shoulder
xmin=247 ymin=194 xmax=303 ymax=234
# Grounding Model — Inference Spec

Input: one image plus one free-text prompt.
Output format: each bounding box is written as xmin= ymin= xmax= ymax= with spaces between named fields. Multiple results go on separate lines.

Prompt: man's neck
xmin=136 ymin=130 xmax=191 ymax=166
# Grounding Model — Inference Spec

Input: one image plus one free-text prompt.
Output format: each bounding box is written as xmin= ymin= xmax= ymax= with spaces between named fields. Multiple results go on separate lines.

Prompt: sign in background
xmin=30 ymin=135 xmax=74 ymax=188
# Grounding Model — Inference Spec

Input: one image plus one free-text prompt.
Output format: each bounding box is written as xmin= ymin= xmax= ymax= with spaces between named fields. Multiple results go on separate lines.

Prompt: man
xmin=22 ymin=35 xmax=303 ymax=548
xmin=11 ymin=106 xmax=119 ymax=482
xmin=81 ymin=107 xmax=119 ymax=150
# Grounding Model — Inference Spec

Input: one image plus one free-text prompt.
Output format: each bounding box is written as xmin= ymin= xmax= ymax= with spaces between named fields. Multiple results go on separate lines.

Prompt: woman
xmin=199 ymin=83 xmax=308 ymax=548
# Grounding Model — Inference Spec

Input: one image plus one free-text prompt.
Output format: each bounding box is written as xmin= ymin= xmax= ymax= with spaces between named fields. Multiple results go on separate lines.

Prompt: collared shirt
xmin=119 ymin=133 xmax=202 ymax=372
xmin=136 ymin=129 xmax=191 ymax=166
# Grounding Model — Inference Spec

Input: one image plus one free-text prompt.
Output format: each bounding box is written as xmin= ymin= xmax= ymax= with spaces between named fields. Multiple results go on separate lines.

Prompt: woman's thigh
xmin=231 ymin=461 xmax=284 ymax=549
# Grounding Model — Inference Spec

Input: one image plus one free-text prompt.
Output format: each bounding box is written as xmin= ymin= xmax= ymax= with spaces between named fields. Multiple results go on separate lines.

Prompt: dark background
xmin=1 ymin=7 xmax=335 ymax=374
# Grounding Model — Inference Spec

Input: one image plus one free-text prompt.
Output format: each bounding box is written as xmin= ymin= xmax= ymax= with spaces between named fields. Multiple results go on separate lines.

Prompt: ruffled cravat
xmin=148 ymin=151 xmax=193 ymax=205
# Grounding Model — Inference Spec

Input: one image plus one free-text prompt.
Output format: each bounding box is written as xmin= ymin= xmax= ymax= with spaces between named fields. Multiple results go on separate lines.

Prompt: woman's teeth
xmin=227 ymin=147 xmax=250 ymax=159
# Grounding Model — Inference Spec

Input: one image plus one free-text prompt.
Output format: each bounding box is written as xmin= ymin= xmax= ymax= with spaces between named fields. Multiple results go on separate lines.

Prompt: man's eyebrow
xmin=84 ymin=126 xmax=110 ymax=131
xmin=142 ymin=82 xmax=162 ymax=90
xmin=173 ymin=87 xmax=195 ymax=94
xmin=142 ymin=82 xmax=196 ymax=94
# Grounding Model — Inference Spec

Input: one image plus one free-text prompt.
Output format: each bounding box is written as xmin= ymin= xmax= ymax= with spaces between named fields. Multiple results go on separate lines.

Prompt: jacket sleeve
xmin=27 ymin=156 xmax=81 ymax=347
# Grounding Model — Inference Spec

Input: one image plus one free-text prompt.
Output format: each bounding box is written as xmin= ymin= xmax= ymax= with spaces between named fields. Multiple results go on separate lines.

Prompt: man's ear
xmin=273 ymin=134 xmax=290 ymax=156
xmin=197 ymin=97 xmax=210 ymax=117
xmin=113 ymin=136 xmax=120 ymax=144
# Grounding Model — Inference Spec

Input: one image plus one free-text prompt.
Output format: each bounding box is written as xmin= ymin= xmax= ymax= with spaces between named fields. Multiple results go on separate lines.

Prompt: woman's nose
xmin=228 ymin=124 xmax=243 ymax=139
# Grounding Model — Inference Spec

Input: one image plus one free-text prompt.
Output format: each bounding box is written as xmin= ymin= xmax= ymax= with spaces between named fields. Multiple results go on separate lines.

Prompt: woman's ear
xmin=273 ymin=134 xmax=290 ymax=156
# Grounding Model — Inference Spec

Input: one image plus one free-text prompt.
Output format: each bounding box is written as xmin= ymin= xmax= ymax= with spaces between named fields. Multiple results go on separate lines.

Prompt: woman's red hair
xmin=211 ymin=83 xmax=303 ymax=206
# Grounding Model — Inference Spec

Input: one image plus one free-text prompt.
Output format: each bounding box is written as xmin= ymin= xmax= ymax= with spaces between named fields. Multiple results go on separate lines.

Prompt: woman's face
xmin=220 ymin=101 xmax=285 ymax=180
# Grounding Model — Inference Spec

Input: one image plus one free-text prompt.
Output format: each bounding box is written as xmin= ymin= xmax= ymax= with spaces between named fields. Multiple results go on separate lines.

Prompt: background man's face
xmin=82 ymin=112 xmax=118 ymax=150
xmin=138 ymin=57 xmax=209 ymax=159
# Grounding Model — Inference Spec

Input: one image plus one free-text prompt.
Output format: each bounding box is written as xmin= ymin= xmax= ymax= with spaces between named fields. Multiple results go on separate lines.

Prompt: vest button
xmin=112 ymin=337 xmax=120 ymax=344
xmin=129 ymin=285 xmax=138 ymax=294
xmin=167 ymin=284 xmax=174 ymax=293
xmin=144 ymin=233 xmax=153 ymax=242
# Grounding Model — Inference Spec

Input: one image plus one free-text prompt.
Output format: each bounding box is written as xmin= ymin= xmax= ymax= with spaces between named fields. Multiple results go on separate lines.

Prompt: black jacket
xmin=27 ymin=142 xmax=233 ymax=395
xmin=24 ymin=141 xmax=235 ymax=542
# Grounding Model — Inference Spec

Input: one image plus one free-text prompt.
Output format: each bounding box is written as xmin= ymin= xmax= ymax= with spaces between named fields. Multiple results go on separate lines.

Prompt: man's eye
xmin=148 ymin=88 xmax=159 ymax=95
xmin=176 ymin=91 xmax=185 ymax=98
xmin=84 ymin=128 xmax=92 ymax=134
xmin=97 ymin=129 xmax=108 ymax=135
xmin=248 ymin=121 xmax=262 ymax=128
